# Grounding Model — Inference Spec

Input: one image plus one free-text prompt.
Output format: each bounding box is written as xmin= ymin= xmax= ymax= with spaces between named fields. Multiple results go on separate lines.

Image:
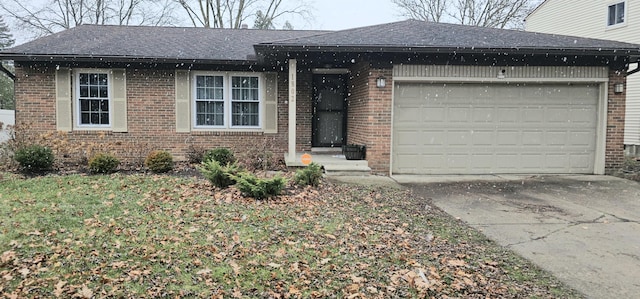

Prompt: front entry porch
xmin=285 ymin=151 xmax=371 ymax=176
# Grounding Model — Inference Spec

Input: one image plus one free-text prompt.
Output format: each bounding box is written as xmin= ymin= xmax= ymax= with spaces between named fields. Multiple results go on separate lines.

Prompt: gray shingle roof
xmin=2 ymin=25 xmax=329 ymax=62
xmin=2 ymin=20 xmax=639 ymax=63
xmin=257 ymin=19 xmax=640 ymax=55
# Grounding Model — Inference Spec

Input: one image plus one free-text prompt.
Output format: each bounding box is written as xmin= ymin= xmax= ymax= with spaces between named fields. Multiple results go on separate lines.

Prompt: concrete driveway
xmin=402 ymin=175 xmax=640 ymax=299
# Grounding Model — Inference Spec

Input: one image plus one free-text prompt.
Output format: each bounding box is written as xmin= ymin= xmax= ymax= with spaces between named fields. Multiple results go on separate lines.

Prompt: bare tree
xmin=392 ymin=0 xmax=448 ymax=22
xmin=0 ymin=0 xmax=178 ymax=37
xmin=392 ymin=0 xmax=539 ymax=29
xmin=175 ymin=0 xmax=310 ymax=29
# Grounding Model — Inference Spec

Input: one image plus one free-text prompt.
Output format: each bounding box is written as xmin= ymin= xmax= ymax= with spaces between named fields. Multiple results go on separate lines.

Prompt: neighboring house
xmin=526 ymin=0 xmax=640 ymax=154
xmin=0 ymin=109 xmax=14 ymax=143
xmin=1 ymin=20 xmax=639 ymax=175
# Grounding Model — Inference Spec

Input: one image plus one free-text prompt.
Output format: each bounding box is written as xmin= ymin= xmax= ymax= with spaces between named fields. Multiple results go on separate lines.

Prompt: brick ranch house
xmin=1 ymin=20 xmax=640 ymax=175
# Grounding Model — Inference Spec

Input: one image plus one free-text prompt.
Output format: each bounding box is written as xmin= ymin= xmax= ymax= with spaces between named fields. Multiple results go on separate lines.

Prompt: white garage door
xmin=393 ymin=83 xmax=599 ymax=174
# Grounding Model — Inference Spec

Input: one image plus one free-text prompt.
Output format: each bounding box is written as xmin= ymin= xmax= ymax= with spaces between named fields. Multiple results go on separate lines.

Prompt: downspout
xmin=629 ymin=58 xmax=640 ymax=76
xmin=0 ymin=63 xmax=15 ymax=80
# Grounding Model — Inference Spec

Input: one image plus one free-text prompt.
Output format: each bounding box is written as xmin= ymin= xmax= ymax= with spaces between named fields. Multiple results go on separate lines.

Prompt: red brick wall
xmin=13 ymin=63 xmax=628 ymax=175
xmin=14 ymin=66 xmax=292 ymax=165
xmin=346 ymin=62 xmax=393 ymax=174
xmin=294 ymin=72 xmax=313 ymax=152
xmin=606 ymin=69 xmax=626 ymax=172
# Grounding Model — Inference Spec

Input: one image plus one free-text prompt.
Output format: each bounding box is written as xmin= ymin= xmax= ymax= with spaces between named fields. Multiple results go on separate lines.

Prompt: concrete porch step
xmin=322 ymin=164 xmax=372 ymax=176
xmin=284 ymin=152 xmax=371 ymax=176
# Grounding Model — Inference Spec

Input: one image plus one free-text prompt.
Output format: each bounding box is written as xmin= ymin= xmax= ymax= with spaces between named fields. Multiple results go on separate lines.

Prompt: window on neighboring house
xmin=608 ymin=2 xmax=625 ymax=26
xmin=76 ymin=71 xmax=110 ymax=127
xmin=193 ymin=73 xmax=262 ymax=129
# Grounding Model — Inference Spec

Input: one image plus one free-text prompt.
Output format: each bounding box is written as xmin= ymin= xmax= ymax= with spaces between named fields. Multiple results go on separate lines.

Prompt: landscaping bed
xmin=0 ymin=172 xmax=582 ymax=298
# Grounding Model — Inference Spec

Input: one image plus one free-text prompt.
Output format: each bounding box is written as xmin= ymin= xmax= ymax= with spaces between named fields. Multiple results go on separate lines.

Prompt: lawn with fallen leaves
xmin=0 ymin=173 xmax=582 ymax=298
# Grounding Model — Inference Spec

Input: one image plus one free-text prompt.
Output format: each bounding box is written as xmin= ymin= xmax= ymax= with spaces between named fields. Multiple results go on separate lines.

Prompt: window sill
xmin=70 ymin=130 xmax=114 ymax=135
xmin=606 ymin=22 xmax=627 ymax=31
xmin=190 ymin=129 xmax=265 ymax=136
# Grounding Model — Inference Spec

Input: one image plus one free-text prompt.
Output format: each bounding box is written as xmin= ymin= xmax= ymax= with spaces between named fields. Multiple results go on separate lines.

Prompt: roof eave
xmin=254 ymin=44 xmax=640 ymax=57
xmin=0 ymin=54 xmax=259 ymax=66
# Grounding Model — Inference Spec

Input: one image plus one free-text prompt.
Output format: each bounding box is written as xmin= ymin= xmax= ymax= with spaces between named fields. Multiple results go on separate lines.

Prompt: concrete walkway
xmin=404 ymin=175 xmax=640 ymax=299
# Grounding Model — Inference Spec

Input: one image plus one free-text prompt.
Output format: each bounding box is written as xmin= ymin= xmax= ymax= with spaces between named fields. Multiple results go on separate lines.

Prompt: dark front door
xmin=312 ymin=74 xmax=347 ymax=147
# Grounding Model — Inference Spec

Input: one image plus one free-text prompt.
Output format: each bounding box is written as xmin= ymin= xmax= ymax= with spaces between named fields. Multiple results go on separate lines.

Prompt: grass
xmin=0 ymin=172 xmax=583 ymax=298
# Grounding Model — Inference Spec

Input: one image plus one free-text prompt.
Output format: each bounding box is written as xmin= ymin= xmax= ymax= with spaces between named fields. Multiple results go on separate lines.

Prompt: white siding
xmin=527 ymin=0 xmax=640 ymax=43
xmin=527 ymin=0 xmax=640 ymax=144
xmin=626 ymin=70 xmax=640 ymax=143
xmin=0 ymin=109 xmax=14 ymax=143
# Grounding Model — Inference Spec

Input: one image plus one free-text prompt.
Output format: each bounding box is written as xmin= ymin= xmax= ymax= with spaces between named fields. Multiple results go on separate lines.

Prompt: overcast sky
xmin=8 ymin=0 xmax=404 ymax=45
xmin=298 ymin=0 xmax=402 ymax=30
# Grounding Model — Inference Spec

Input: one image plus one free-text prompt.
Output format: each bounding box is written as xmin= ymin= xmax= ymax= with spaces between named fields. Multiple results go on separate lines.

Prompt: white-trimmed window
xmin=193 ymin=72 xmax=262 ymax=129
xmin=75 ymin=70 xmax=111 ymax=127
xmin=608 ymin=2 xmax=625 ymax=26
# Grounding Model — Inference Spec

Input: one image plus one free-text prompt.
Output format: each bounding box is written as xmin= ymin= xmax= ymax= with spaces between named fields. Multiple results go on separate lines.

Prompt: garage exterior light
xmin=376 ymin=76 xmax=386 ymax=88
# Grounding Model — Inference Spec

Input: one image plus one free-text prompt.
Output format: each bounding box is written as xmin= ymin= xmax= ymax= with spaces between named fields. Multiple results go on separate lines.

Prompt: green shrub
xmin=144 ymin=150 xmax=174 ymax=173
xmin=234 ymin=172 xmax=286 ymax=200
xmin=14 ymin=145 xmax=54 ymax=172
xmin=198 ymin=160 xmax=239 ymax=188
xmin=186 ymin=144 xmax=206 ymax=164
xmin=203 ymin=148 xmax=236 ymax=165
xmin=88 ymin=152 xmax=119 ymax=174
xmin=294 ymin=162 xmax=323 ymax=187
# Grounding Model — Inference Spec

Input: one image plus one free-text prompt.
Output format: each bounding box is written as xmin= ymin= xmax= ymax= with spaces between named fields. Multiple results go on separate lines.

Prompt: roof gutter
xmin=0 ymin=63 xmax=14 ymax=80
xmin=0 ymin=54 xmax=259 ymax=66
xmin=255 ymin=44 xmax=640 ymax=57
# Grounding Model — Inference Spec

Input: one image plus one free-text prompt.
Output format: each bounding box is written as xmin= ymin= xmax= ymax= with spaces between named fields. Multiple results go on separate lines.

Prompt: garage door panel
xmin=393 ymin=83 xmax=598 ymax=174
xmin=570 ymin=131 xmax=595 ymax=146
xmin=424 ymin=107 xmax=445 ymax=122
xmin=570 ymin=108 xmax=596 ymax=123
xmin=497 ymin=131 xmax=520 ymax=145
xmin=547 ymin=131 xmax=569 ymax=145
xmin=523 ymin=108 xmax=545 ymax=123
xmin=522 ymin=131 xmax=543 ymax=145
xmin=497 ymin=108 xmax=519 ymax=122
xmin=449 ymin=108 xmax=470 ymax=122
xmin=472 ymin=131 xmax=494 ymax=146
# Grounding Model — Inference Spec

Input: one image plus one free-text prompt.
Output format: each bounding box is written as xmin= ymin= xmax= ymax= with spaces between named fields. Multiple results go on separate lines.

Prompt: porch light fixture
xmin=376 ymin=76 xmax=386 ymax=88
xmin=614 ymin=83 xmax=624 ymax=93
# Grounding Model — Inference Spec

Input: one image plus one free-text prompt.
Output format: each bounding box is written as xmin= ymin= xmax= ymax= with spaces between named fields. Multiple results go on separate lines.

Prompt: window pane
xmin=249 ymin=77 xmax=258 ymax=88
xmin=232 ymin=89 xmax=240 ymax=100
xmin=232 ymin=77 xmax=241 ymax=88
xmin=232 ymin=102 xmax=259 ymax=126
xmin=100 ymin=113 xmax=109 ymax=124
xmin=618 ymin=2 xmax=625 ymax=23
xmin=196 ymin=100 xmax=224 ymax=126
xmin=99 ymin=86 xmax=108 ymax=98
xmin=214 ymin=76 xmax=223 ymax=87
xmin=609 ymin=5 xmax=616 ymax=25
xmin=100 ymin=100 xmax=109 ymax=112
xmin=90 ymin=74 xmax=98 ymax=85
xmin=81 ymin=113 xmax=90 ymax=124
xmin=98 ymin=74 xmax=108 ymax=85
xmin=80 ymin=86 xmax=88 ymax=98
xmin=78 ymin=72 xmax=110 ymax=126
xmin=214 ymin=88 xmax=223 ymax=99
xmin=90 ymin=86 xmax=98 ymax=97
xmin=79 ymin=74 xmax=88 ymax=85
xmin=80 ymin=99 xmax=89 ymax=111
